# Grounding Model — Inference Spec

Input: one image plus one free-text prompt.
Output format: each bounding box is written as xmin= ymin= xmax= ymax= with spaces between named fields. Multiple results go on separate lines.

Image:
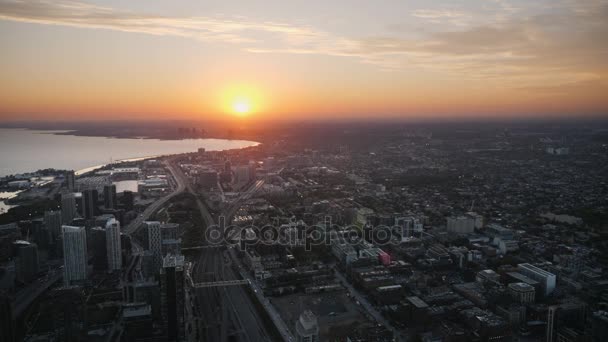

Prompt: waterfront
xmin=0 ymin=128 xmax=258 ymax=177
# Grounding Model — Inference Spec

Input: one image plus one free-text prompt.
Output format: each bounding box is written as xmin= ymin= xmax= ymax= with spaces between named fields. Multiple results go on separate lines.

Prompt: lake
xmin=0 ymin=128 xmax=258 ymax=177
xmin=0 ymin=128 xmax=259 ymax=212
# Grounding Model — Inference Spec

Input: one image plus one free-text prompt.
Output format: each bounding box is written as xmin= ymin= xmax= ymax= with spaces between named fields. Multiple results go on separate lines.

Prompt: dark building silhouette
xmin=13 ymin=240 xmax=39 ymax=284
xmin=90 ymin=227 xmax=108 ymax=271
xmin=65 ymin=170 xmax=75 ymax=191
xmin=160 ymin=254 xmax=186 ymax=341
xmin=104 ymin=184 xmax=117 ymax=209
xmin=82 ymin=189 xmax=99 ymax=219
xmin=122 ymin=190 xmax=134 ymax=211
xmin=0 ymin=291 xmax=16 ymax=342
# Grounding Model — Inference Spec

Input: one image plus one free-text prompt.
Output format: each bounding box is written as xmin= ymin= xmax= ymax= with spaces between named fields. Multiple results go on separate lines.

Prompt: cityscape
xmin=1 ymin=122 xmax=607 ymax=341
xmin=1 ymin=1 xmax=608 ymax=342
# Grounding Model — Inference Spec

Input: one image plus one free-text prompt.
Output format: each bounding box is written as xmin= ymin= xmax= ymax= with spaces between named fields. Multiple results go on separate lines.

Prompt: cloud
xmin=0 ymin=0 xmax=321 ymax=44
xmin=1 ymin=0 xmax=607 ymax=90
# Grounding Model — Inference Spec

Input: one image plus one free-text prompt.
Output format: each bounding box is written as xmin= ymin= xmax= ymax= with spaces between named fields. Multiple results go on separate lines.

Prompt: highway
xmin=12 ymin=269 xmax=63 ymax=319
xmin=124 ymin=159 xmax=186 ymax=235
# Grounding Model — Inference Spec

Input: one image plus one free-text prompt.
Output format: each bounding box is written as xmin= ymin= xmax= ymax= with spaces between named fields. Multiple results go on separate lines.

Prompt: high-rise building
xmin=122 ymin=191 xmax=134 ymax=211
xmin=508 ymin=282 xmax=536 ymax=304
xmin=82 ymin=189 xmax=99 ymax=219
xmin=90 ymin=227 xmax=108 ymax=271
xmin=61 ymin=193 xmax=77 ymax=225
xmin=104 ymin=184 xmax=117 ymax=209
xmin=546 ymin=302 xmax=587 ymax=342
xmin=447 ymin=216 xmax=476 ymax=234
xmin=160 ymin=254 xmax=186 ymax=341
xmin=44 ymin=210 xmax=62 ymax=241
xmin=106 ymin=218 xmax=122 ymax=271
xmin=62 ymin=225 xmax=88 ymax=285
xmin=65 ymin=170 xmax=76 ymax=191
xmin=517 ymin=263 xmax=557 ymax=296
xmin=146 ymin=221 xmax=162 ymax=271
xmin=295 ymin=310 xmax=319 ymax=342
xmin=13 ymin=240 xmax=39 ymax=284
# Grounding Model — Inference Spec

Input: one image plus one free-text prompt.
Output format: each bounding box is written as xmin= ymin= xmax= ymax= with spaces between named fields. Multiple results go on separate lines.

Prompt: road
xmin=124 ymin=159 xmax=186 ymax=235
xmin=12 ymin=269 xmax=63 ymax=318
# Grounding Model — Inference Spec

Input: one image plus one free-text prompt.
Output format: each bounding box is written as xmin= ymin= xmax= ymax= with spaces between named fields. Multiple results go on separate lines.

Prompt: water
xmin=0 ymin=128 xmax=258 ymax=177
xmin=0 ymin=128 xmax=259 ymax=211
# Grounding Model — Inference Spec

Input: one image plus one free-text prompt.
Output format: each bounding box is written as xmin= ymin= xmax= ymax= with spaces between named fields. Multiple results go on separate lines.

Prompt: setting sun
xmin=232 ymin=98 xmax=251 ymax=115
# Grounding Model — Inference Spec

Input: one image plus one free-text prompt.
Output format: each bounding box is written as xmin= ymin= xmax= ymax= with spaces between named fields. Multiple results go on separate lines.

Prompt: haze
xmin=1 ymin=0 xmax=607 ymax=121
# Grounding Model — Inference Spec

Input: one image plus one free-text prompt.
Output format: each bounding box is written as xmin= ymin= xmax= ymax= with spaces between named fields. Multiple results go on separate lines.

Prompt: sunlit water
xmin=0 ymin=128 xmax=259 ymax=211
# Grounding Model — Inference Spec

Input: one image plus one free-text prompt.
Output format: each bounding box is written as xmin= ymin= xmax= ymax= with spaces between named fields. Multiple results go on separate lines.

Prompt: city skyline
xmin=1 ymin=0 xmax=607 ymax=121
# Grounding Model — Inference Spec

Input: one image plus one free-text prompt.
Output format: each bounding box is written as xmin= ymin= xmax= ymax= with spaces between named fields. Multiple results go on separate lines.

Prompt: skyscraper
xmin=44 ymin=210 xmax=62 ymax=241
xmin=122 ymin=190 xmax=134 ymax=211
xmin=61 ymin=193 xmax=77 ymax=225
xmin=146 ymin=221 xmax=162 ymax=272
xmin=90 ymin=227 xmax=107 ymax=271
xmin=62 ymin=225 xmax=88 ymax=285
xmin=13 ymin=240 xmax=39 ymax=284
xmin=160 ymin=254 xmax=185 ymax=341
xmin=104 ymin=184 xmax=117 ymax=209
xmin=106 ymin=218 xmax=122 ymax=271
xmin=82 ymin=189 xmax=99 ymax=219
xmin=65 ymin=170 xmax=76 ymax=191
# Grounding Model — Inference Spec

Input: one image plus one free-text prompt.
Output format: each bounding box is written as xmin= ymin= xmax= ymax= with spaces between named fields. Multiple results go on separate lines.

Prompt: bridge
xmin=191 ymin=279 xmax=250 ymax=288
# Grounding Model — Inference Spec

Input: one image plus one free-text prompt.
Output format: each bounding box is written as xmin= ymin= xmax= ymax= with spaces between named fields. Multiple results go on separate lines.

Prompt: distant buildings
xmin=447 ymin=216 xmax=476 ymax=234
xmin=62 ymin=225 xmax=88 ymax=285
xmin=517 ymin=263 xmax=556 ymax=296
xmin=295 ymin=310 xmax=319 ymax=342
xmin=65 ymin=170 xmax=76 ymax=191
xmin=106 ymin=218 xmax=122 ymax=271
xmin=160 ymin=254 xmax=185 ymax=341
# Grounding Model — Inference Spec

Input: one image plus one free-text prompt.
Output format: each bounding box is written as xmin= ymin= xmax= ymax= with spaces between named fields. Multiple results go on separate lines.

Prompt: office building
xmin=90 ymin=227 xmax=107 ymax=271
xmin=61 ymin=193 xmax=77 ymax=225
xmin=160 ymin=254 xmax=186 ymax=341
xmin=104 ymin=184 xmax=117 ymax=209
xmin=13 ymin=240 xmax=39 ymax=284
xmin=62 ymin=225 xmax=88 ymax=285
xmin=106 ymin=218 xmax=122 ymax=271
xmin=508 ymin=282 xmax=536 ymax=304
xmin=546 ymin=302 xmax=587 ymax=342
xmin=447 ymin=216 xmax=476 ymax=234
xmin=517 ymin=263 xmax=557 ymax=296
xmin=295 ymin=310 xmax=319 ymax=342
xmin=44 ymin=210 xmax=62 ymax=241
xmin=65 ymin=170 xmax=76 ymax=191
xmin=146 ymin=221 xmax=162 ymax=271
xmin=82 ymin=189 xmax=99 ymax=219
xmin=122 ymin=190 xmax=134 ymax=211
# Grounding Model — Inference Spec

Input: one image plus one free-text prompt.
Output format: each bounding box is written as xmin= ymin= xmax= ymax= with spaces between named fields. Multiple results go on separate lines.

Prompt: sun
xmin=232 ymin=98 xmax=251 ymax=116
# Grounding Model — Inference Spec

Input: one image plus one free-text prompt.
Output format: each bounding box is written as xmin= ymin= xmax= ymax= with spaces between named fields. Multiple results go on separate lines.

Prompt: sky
xmin=0 ymin=0 xmax=607 ymax=121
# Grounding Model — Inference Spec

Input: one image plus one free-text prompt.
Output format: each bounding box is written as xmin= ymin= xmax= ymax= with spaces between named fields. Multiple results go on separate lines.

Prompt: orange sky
xmin=0 ymin=0 xmax=607 ymax=121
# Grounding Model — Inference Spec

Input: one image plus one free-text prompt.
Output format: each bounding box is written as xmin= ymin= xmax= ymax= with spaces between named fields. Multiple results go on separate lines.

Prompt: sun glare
xmin=232 ymin=99 xmax=251 ymax=115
